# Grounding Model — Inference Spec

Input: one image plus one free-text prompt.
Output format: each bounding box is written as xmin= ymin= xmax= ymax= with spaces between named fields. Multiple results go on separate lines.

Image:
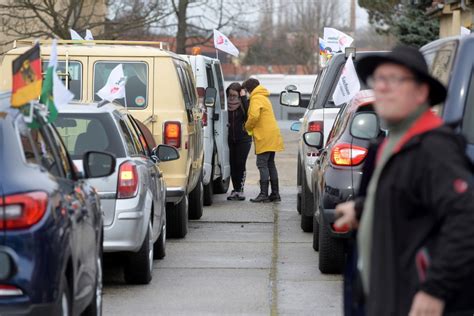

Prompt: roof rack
xmin=13 ymin=39 xmax=170 ymax=50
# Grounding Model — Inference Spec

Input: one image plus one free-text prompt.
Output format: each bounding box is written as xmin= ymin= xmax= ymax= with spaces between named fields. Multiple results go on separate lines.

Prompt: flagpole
xmin=216 ymin=49 xmax=219 ymax=60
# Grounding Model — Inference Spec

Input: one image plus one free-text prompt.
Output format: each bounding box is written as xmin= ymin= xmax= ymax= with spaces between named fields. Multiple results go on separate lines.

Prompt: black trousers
xmin=229 ymin=141 xmax=251 ymax=192
xmin=256 ymin=151 xmax=278 ymax=182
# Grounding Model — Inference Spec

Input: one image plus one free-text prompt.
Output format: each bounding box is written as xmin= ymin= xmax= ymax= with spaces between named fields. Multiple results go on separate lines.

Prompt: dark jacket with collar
xmin=352 ymin=111 xmax=474 ymax=316
xmin=228 ymin=96 xmax=252 ymax=144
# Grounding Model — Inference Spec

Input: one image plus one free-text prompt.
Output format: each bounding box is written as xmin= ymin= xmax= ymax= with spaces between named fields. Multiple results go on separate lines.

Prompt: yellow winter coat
xmin=245 ymin=85 xmax=284 ymax=154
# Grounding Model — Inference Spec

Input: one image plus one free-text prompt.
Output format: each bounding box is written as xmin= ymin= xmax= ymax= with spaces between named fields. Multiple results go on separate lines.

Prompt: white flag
xmin=70 ymin=29 xmax=83 ymax=40
xmin=324 ymin=27 xmax=354 ymax=52
xmin=332 ymin=54 xmax=360 ymax=106
xmin=461 ymin=26 xmax=470 ymax=37
xmin=96 ymin=64 xmax=127 ymax=102
xmin=85 ymin=29 xmax=94 ymax=40
xmin=50 ymin=40 xmax=74 ymax=109
xmin=213 ymin=29 xmax=239 ymax=57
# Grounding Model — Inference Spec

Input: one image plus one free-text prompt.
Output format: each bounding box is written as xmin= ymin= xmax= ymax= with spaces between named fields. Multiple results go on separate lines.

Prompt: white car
xmin=181 ymin=54 xmax=231 ymax=205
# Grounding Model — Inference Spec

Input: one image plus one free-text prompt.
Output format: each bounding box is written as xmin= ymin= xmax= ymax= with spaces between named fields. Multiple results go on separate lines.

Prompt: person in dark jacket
xmin=334 ymin=45 xmax=474 ymax=316
xmin=226 ymin=82 xmax=252 ymax=201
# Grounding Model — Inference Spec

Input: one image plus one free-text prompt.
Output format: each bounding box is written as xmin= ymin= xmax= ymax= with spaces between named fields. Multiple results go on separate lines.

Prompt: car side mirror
xmin=83 ymin=151 xmax=116 ymax=178
xmin=350 ymin=112 xmax=379 ymax=140
xmin=303 ymin=131 xmax=323 ymax=149
xmin=204 ymin=87 xmax=217 ymax=107
xmin=152 ymin=144 xmax=180 ymax=162
xmin=280 ymin=90 xmax=301 ymax=107
xmin=290 ymin=121 xmax=301 ymax=132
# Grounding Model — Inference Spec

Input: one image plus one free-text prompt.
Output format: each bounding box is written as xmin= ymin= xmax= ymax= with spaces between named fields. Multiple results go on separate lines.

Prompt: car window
xmin=327 ymin=63 xmax=346 ymax=108
xmin=93 ymin=61 xmax=148 ymax=108
xmin=42 ymin=60 xmax=82 ymax=100
xmin=183 ymin=64 xmax=198 ymax=107
xmin=308 ymin=67 xmax=327 ymax=110
xmin=55 ymin=113 xmax=126 ymax=159
xmin=175 ymin=63 xmax=192 ymax=109
xmin=128 ymin=115 xmax=152 ymax=155
xmin=326 ymin=104 xmax=346 ymax=144
xmin=123 ymin=115 xmax=147 ymax=156
xmin=213 ymin=63 xmax=226 ymax=110
xmin=117 ymin=118 xmax=139 ymax=156
xmin=206 ymin=65 xmax=215 ymax=88
xmin=462 ymin=71 xmax=474 ymax=144
xmin=48 ymin=125 xmax=74 ymax=179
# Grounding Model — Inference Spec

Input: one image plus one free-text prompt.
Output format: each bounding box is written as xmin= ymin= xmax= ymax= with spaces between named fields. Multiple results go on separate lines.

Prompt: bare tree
xmin=0 ymin=0 xmax=171 ymax=44
xmin=168 ymin=0 xmax=254 ymax=53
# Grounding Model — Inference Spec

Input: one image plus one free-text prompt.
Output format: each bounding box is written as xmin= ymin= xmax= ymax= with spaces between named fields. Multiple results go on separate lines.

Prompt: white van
xmin=181 ymin=54 xmax=230 ymax=205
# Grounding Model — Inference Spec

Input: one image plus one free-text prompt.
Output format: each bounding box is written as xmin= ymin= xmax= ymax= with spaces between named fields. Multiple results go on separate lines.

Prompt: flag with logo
xmin=85 ymin=29 xmax=94 ymax=40
xmin=70 ymin=29 xmax=83 ymax=40
xmin=213 ymin=29 xmax=239 ymax=57
xmin=11 ymin=43 xmax=42 ymax=108
xmin=332 ymin=54 xmax=360 ymax=106
xmin=323 ymin=27 xmax=354 ymax=52
xmin=41 ymin=40 xmax=74 ymax=122
xmin=96 ymin=64 xmax=127 ymax=102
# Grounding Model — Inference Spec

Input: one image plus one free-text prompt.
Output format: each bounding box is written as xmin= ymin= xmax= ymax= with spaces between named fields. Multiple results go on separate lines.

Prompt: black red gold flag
xmin=11 ymin=43 xmax=42 ymax=107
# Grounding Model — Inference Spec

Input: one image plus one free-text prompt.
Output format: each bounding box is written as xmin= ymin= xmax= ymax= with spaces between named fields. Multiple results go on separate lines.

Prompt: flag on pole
xmin=96 ymin=64 xmax=127 ymax=102
xmin=332 ymin=54 xmax=360 ymax=106
xmin=37 ymin=40 xmax=74 ymax=124
xmin=85 ymin=29 xmax=94 ymax=40
xmin=11 ymin=43 xmax=42 ymax=108
xmin=213 ymin=29 xmax=239 ymax=57
xmin=461 ymin=26 xmax=470 ymax=37
xmin=323 ymin=27 xmax=354 ymax=52
xmin=70 ymin=29 xmax=83 ymax=40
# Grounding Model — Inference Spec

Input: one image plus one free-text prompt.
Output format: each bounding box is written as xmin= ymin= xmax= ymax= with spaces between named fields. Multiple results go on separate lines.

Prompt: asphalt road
xmin=102 ymin=124 xmax=343 ymax=315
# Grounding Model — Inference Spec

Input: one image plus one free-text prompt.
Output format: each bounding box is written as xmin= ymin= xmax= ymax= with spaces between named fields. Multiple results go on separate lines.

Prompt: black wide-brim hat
xmin=356 ymin=45 xmax=447 ymax=106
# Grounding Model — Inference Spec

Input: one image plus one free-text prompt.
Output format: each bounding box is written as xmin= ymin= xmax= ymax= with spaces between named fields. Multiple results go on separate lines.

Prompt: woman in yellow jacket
xmin=242 ymin=78 xmax=284 ymax=203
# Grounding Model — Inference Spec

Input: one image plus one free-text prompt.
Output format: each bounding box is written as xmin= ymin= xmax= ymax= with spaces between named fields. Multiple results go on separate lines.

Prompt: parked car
xmin=0 ymin=91 xmax=115 ymax=314
xmin=55 ymin=102 xmax=179 ymax=284
xmin=280 ymin=50 xmax=387 ymax=233
xmin=304 ymin=90 xmax=382 ymax=274
xmin=181 ymin=53 xmax=231 ymax=205
xmin=421 ymin=34 xmax=474 ymax=162
xmin=0 ymin=39 xmax=205 ymax=238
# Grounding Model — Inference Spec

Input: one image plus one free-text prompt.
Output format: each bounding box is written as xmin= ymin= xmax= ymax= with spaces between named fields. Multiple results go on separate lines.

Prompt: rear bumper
xmin=104 ymin=197 xmax=148 ymax=253
xmin=0 ymin=302 xmax=58 ymax=316
xmin=166 ymin=186 xmax=186 ymax=203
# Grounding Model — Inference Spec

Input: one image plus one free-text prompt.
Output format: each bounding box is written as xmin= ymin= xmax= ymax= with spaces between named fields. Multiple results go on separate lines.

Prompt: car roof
xmin=5 ymin=44 xmax=185 ymax=60
xmin=347 ymin=90 xmax=375 ymax=113
xmin=421 ymin=33 xmax=474 ymax=51
xmin=57 ymin=102 xmax=127 ymax=115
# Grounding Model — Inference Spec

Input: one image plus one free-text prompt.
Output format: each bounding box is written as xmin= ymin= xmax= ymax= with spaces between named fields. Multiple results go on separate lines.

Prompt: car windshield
xmin=42 ymin=60 xmax=82 ymax=100
xmin=55 ymin=113 xmax=126 ymax=159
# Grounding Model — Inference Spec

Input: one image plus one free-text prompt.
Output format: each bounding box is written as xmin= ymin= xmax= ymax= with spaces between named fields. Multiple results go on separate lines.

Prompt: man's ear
xmin=416 ymin=83 xmax=430 ymax=105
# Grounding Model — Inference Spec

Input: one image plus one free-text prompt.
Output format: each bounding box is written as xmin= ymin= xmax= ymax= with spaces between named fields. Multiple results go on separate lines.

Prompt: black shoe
xmin=250 ymin=193 xmax=270 ymax=203
xmin=269 ymin=193 xmax=281 ymax=202
xmin=227 ymin=191 xmax=245 ymax=201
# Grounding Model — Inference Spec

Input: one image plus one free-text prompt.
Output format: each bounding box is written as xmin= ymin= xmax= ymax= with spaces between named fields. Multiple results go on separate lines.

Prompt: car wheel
xmin=300 ymin=176 xmax=314 ymax=232
xmin=166 ymin=196 xmax=188 ymax=238
xmin=203 ymin=177 xmax=213 ymax=206
xmin=189 ymin=179 xmax=204 ymax=220
xmin=124 ymin=222 xmax=153 ymax=284
xmin=59 ymin=276 xmax=71 ymax=316
xmin=318 ymin=213 xmax=345 ymax=274
xmin=312 ymin=214 xmax=319 ymax=252
xmin=153 ymin=218 xmax=166 ymax=259
xmin=83 ymin=246 xmax=103 ymax=315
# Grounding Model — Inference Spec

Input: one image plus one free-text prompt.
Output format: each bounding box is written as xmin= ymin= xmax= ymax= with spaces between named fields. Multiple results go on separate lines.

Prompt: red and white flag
xmin=332 ymin=54 xmax=360 ymax=106
xmin=213 ymin=29 xmax=239 ymax=57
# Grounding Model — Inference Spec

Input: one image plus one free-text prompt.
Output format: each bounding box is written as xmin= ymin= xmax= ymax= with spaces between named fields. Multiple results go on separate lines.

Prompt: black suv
xmin=0 ymin=92 xmax=115 ymax=315
xmin=421 ymin=34 xmax=474 ymax=161
xmin=304 ymin=90 xmax=382 ymax=274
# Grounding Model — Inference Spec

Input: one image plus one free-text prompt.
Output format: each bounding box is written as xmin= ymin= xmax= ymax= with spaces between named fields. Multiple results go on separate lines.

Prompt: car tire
xmin=203 ymin=179 xmax=213 ymax=206
xmin=300 ymin=176 xmax=314 ymax=232
xmin=318 ymin=213 xmax=345 ymax=274
xmin=153 ymin=217 xmax=166 ymax=259
xmin=58 ymin=275 xmax=71 ymax=316
xmin=83 ymin=236 xmax=103 ymax=316
xmin=124 ymin=222 xmax=153 ymax=284
xmin=166 ymin=196 xmax=188 ymax=238
xmin=189 ymin=179 xmax=204 ymax=220
xmin=312 ymin=214 xmax=319 ymax=252
xmin=296 ymin=155 xmax=302 ymax=214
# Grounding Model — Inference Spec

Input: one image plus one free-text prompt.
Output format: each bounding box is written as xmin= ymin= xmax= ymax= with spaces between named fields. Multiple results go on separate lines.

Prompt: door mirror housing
xmin=350 ymin=112 xmax=380 ymax=140
xmin=303 ymin=131 xmax=323 ymax=149
xmin=83 ymin=151 xmax=116 ymax=178
xmin=290 ymin=121 xmax=301 ymax=132
xmin=152 ymin=144 xmax=180 ymax=162
xmin=204 ymin=87 xmax=217 ymax=107
xmin=280 ymin=90 xmax=301 ymax=107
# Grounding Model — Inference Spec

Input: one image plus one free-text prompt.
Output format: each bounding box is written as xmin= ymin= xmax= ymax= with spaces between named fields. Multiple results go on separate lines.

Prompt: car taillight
xmin=0 ymin=285 xmax=23 ymax=296
xmin=117 ymin=162 xmax=139 ymax=199
xmin=308 ymin=121 xmax=323 ymax=132
xmin=202 ymin=110 xmax=208 ymax=127
xmin=164 ymin=121 xmax=181 ymax=148
xmin=0 ymin=192 xmax=48 ymax=230
xmin=331 ymin=143 xmax=368 ymax=166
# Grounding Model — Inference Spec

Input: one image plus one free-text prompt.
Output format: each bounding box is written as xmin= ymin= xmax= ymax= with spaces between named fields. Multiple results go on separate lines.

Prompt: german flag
xmin=11 ymin=43 xmax=42 ymax=108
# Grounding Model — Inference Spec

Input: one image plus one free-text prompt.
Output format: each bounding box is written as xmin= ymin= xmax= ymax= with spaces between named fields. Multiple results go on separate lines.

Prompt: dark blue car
xmin=0 ymin=92 xmax=115 ymax=315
